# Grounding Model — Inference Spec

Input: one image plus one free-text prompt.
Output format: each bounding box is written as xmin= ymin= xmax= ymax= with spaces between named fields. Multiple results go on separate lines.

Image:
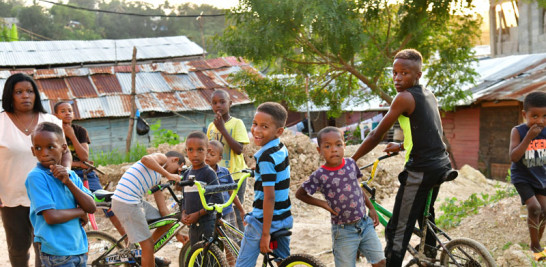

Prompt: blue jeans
xmin=73 ymin=169 xmax=102 ymax=192
xmin=332 ymin=216 xmax=385 ymax=266
xmin=236 ymin=215 xmax=293 ymax=267
xmin=40 ymin=253 xmax=87 ymax=267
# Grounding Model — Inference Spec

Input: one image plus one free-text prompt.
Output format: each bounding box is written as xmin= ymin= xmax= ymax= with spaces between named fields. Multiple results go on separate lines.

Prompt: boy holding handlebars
xmin=111 ymin=151 xmax=184 ymax=267
xmin=352 ymin=49 xmax=452 ymax=266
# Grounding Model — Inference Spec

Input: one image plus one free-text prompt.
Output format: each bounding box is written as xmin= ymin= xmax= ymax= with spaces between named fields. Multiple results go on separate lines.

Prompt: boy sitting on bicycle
xmin=26 ymin=122 xmax=97 ymax=267
xmin=236 ymin=102 xmax=293 ymax=267
xmin=111 ymin=150 xmax=185 ymax=267
xmin=180 ymin=131 xmax=224 ymax=246
xmin=351 ymin=49 xmax=452 ymax=267
xmin=296 ymin=127 xmax=386 ymax=267
xmin=206 ymin=140 xmax=246 ymax=227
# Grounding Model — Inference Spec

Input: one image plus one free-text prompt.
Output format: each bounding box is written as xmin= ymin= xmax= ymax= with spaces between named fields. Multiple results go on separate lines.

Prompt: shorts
xmin=111 ymin=199 xmax=160 ymax=244
xmin=40 ymin=253 xmax=87 ymax=267
xmin=332 ymin=216 xmax=385 ymax=266
xmin=514 ymin=183 xmax=546 ymax=204
xmin=235 ymin=215 xmax=293 ymax=267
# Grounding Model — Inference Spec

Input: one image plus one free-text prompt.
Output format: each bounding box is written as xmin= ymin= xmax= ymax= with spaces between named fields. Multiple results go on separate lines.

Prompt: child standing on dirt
xmin=181 ymin=131 xmax=224 ymax=246
xmin=296 ymin=126 xmax=386 ymax=267
xmin=26 ymin=122 xmax=96 ymax=267
xmin=205 ymin=140 xmax=246 ymax=226
xmin=351 ymin=49 xmax=452 ymax=267
xmin=207 ymin=89 xmax=250 ymax=230
xmin=509 ymin=91 xmax=546 ymax=261
xmin=111 ymin=151 xmax=184 ymax=267
xmin=54 ymin=101 xmax=127 ymax=237
xmin=236 ymin=102 xmax=292 ymax=267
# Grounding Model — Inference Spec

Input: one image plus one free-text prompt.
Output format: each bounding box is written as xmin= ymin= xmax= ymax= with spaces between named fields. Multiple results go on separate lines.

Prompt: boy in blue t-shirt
xmin=205 ymin=140 xmax=246 ymax=227
xmin=509 ymin=91 xmax=546 ymax=261
xmin=25 ymin=122 xmax=97 ymax=267
xmin=297 ymin=127 xmax=386 ymax=267
xmin=236 ymin=102 xmax=292 ymax=267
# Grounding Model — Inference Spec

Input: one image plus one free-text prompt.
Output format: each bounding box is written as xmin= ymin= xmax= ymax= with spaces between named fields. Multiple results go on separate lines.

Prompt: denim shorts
xmin=332 ymin=216 xmax=385 ymax=266
xmin=40 ymin=253 xmax=87 ymax=267
xmin=235 ymin=215 xmax=293 ymax=267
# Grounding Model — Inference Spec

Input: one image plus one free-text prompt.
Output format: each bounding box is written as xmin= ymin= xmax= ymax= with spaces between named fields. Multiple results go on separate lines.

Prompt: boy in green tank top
xmin=352 ymin=49 xmax=452 ymax=267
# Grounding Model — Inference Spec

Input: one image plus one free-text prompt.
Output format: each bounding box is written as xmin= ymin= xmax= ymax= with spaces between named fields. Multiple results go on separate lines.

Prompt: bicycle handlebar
xmin=360 ymin=153 xmax=398 ymax=198
xmin=195 ymin=169 xmax=254 ymax=213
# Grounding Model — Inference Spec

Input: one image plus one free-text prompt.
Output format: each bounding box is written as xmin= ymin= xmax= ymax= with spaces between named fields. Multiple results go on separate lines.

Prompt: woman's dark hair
xmin=2 ymin=73 xmax=46 ymax=113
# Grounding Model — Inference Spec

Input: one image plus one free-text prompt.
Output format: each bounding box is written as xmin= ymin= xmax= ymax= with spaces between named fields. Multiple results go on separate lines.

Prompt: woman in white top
xmin=0 ymin=73 xmax=70 ymax=267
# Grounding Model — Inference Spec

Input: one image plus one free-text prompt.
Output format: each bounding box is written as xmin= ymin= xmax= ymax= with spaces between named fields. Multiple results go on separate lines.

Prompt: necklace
xmin=14 ymin=113 xmax=36 ymax=133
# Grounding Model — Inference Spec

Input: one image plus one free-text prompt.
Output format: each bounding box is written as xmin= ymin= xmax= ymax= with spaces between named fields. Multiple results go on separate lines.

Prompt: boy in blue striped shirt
xmin=236 ymin=102 xmax=292 ymax=267
xmin=111 ymin=151 xmax=184 ymax=267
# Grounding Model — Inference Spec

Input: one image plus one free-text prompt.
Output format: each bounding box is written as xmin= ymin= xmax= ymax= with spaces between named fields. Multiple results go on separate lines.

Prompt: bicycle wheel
xmin=186 ymin=241 xmax=228 ymax=267
xmin=279 ymin=254 xmax=326 ymax=267
xmin=86 ymin=231 xmax=124 ymax=266
xmin=179 ymin=242 xmax=192 ymax=267
xmin=439 ymin=238 xmax=495 ymax=267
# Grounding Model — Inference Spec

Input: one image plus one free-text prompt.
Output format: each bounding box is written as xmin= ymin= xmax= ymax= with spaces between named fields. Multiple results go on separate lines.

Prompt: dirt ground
xmin=0 ymin=133 xmax=541 ymax=266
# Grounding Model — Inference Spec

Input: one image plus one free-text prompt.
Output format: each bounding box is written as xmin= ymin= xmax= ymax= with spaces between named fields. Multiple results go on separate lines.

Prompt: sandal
xmin=533 ymin=248 xmax=546 ymax=261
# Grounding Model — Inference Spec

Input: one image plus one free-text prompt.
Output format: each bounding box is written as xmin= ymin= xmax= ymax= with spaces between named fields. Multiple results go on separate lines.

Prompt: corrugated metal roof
xmin=0 ymin=36 xmax=205 ymax=67
xmin=470 ymin=53 xmax=546 ymax=103
xmin=0 ymin=56 xmax=256 ymax=119
xmin=91 ymin=74 xmax=123 ymax=95
xmin=36 ymin=79 xmax=71 ymax=100
xmin=66 ymin=76 xmax=98 ymax=98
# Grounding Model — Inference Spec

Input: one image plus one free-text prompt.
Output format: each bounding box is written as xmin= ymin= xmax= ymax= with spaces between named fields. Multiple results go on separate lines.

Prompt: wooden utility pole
xmin=126 ymin=47 xmax=137 ymax=153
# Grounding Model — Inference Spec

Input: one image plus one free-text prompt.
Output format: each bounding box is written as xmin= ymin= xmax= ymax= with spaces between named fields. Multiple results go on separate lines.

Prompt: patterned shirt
xmin=302 ymin=158 xmax=366 ymax=224
xmin=250 ymin=138 xmax=291 ymax=222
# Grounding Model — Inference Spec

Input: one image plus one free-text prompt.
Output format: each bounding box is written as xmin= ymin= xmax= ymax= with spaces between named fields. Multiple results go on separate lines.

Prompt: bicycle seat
xmin=270 ymin=229 xmax=291 ymax=241
xmin=93 ymin=189 xmax=114 ymax=202
xmin=441 ymin=169 xmax=458 ymax=183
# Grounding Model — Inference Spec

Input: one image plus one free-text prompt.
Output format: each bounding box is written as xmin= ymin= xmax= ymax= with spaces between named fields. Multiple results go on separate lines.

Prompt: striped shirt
xmin=112 ymin=161 xmax=162 ymax=204
xmin=250 ymin=138 xmax=291 ymax=222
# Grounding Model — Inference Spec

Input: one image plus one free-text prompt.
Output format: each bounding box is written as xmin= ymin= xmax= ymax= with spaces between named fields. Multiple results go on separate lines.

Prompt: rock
xmin=498 ymin=244 xmax=531 ymax=267
xmin=459 ymin=164 xmax=488 ymax=185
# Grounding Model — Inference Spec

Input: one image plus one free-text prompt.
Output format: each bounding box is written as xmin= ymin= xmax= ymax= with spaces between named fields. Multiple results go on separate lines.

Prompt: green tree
xmin=217 ymin=0 xmax=481 ymax=115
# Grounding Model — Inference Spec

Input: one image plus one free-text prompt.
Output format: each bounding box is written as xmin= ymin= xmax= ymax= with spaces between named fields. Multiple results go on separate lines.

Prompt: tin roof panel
xmin=36 ymin=78 xmax=71 ymax=100
xmin=195 ymin=71 xmax=221 ymax=89
xmin=66 ymin=76 xmax=98 ymax=98
xmin=176 ymin=90 xmax=210 ymax=110
xmin=161 ymin=73 xmax=196 ymax=91
xmin=155 ymin=92 xmax=185 ymax=111
xmin=136 ymin=93 xmax=163 ymax=112
xmin=91 ymin=74 xmax=123 ymax=95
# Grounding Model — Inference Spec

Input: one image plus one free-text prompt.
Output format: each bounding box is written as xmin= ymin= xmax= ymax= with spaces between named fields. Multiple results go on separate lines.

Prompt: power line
xmin=38 ymin=0 xmax=226 ymax=18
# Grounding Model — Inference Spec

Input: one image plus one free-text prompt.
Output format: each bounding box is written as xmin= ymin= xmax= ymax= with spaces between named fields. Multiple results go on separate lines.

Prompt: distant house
xmin=0 ymin=36 xmax=257 ymax=152
xmin=442 ymin=53 xmax=546 ymax=180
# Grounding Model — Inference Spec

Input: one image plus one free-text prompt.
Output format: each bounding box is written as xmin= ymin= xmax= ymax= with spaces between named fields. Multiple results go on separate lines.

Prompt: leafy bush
xmin=150 ymin=120 xmax=181 ymax=147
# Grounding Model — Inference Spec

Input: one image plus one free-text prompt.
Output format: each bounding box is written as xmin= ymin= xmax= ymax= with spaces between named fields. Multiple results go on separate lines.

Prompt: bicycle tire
xmin=186 ymin=241 xmax=228 ymax=267
xmin=439 ymin=238 xmax=495 ymax=267
xmin=278 ymin=254 xmax=326 ymax=267
xmin=86 ymin=231 xmax=124 ymax=266
xmin=178 ymin=242 xmax=191 ymax=267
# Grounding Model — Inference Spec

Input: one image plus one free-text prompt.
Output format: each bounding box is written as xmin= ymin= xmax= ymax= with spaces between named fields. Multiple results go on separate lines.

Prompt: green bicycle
xmin=185 ymin=169 xmax=325 ymax=267
xmin=87 ymin=179 xmax=195 ymax=266
xmin=360 ymin=154 xmax=496 ymax=267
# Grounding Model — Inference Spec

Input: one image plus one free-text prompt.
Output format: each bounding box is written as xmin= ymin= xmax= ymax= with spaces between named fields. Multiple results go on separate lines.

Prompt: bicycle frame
xmin=359 ymin=154 xmax=464 ymax=266
xmin=90 ymin=183 xmax=187 ymax=266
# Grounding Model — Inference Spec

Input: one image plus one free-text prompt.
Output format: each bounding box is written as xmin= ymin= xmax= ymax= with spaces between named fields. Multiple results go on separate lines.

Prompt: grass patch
xmin=436 ymin=184 xmax=517 ymax=229
xmin=90 ymin=142 xmax=148 ymax=166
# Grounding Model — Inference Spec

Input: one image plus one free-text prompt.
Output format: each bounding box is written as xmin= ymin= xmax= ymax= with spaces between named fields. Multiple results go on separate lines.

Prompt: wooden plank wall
xmin=442 ymin=107 xmax=480 ymax=170
xmin=77 ymin=104 xmax=256 ymax=152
